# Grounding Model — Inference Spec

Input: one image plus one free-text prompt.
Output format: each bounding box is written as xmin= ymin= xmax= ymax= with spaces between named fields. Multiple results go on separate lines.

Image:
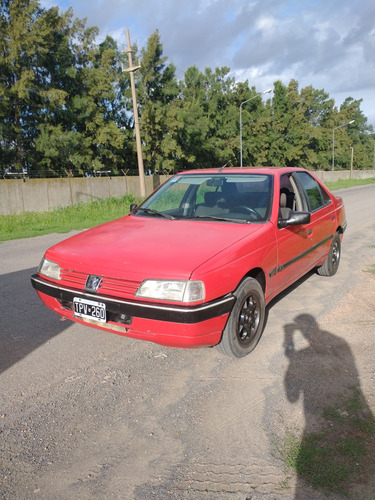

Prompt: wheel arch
xmin=242 ymin=267 xmax=266 ymax=294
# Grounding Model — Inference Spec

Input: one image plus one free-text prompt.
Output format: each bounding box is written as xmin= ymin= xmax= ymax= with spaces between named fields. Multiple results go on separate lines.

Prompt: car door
xmin=274 ymin=173 xmax=314 ymax=293
xmin=293 ymin=171 xmax=337 ymax=267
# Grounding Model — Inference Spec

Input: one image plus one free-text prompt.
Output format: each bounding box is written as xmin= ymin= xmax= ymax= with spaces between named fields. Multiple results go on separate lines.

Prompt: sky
xmin=40 ymin=0 xmax=375 ymax=127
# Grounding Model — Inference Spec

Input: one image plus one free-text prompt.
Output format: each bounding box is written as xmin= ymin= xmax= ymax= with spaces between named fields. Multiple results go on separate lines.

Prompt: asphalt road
xmin=1 ymin=184 xmax=374 ymax=500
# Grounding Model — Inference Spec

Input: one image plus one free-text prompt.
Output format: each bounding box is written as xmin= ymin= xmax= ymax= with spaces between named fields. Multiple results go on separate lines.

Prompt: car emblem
xmin=85 ymin=275 xmax=102 ymax=293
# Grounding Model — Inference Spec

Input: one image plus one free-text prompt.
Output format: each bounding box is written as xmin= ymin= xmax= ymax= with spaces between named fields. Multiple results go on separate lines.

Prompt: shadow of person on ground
xmin=283 ymin=314 xmax=375 ymax=499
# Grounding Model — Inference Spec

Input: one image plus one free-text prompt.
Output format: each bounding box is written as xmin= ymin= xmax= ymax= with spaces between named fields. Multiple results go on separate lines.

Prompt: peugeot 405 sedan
xmin=31 ymin=167 xmax=346 ymax=358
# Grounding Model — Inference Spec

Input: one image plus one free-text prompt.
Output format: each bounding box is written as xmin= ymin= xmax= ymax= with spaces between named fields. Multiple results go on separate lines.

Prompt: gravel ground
xmin=0 ymin=185 xmax=374 ymax=500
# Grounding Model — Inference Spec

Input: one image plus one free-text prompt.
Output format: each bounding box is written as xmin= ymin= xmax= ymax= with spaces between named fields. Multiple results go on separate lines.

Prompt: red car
xmin=31 ymin=167 xmax=346 ymax=358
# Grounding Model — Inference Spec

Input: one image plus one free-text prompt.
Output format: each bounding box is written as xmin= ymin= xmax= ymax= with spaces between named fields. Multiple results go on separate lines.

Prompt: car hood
xmin=45 ymin=215 xmax=263 ymax=281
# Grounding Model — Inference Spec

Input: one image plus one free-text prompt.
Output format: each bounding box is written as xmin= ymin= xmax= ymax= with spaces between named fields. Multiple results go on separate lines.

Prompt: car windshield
xmin=133 ymin=173 xmax=273 ymax=223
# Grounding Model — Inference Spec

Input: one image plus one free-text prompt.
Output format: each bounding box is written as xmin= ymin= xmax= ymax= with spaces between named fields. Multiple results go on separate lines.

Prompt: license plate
xmin=73 ymin=297 xmax=106 ymax=323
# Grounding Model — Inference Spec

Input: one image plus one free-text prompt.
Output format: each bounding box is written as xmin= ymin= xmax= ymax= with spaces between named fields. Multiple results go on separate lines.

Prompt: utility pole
xmin=123 ymin=29 xmax=146 ymax=198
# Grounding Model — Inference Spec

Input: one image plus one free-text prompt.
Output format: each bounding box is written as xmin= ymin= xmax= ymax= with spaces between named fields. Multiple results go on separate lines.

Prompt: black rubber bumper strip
xmin=31 ymin=274 xmax=235 ymax=324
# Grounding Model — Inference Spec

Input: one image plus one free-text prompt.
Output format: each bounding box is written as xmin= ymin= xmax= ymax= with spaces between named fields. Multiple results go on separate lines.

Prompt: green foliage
xmin=136 ymin=30 xmax=182 ymax=173
xmin=0 ymin=0 xmax=374 ymax=178
xmin=1 ymin=1 xmax=132 ymax=177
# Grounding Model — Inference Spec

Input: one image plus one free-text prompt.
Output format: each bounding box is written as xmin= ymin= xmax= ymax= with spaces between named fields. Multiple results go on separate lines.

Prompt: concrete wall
xmin=315 ymin=170 xmax=375 ymax=183
xmin=0 ymin=170 xmax=373 ymax=215
xmin=0 ymin=175 xmax=168 ymax=215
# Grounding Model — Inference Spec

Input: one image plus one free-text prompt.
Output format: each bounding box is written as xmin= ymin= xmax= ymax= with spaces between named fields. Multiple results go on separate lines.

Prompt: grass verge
xmin=0 ymin=194 xmax=139 ymax=242
xmin=276 ymin=386 xmax=375 ymax=496
xmin=325 ymin=177 xmax=375 ymax=190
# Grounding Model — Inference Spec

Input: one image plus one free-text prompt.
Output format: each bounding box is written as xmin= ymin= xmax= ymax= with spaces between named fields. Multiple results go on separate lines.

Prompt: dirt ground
xmin=0 ymin=185 xmax=374 ymax=500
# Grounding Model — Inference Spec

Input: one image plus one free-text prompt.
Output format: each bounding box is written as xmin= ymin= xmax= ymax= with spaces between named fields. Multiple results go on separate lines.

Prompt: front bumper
xmin=31 ymin=274 xmax=235 ymax=347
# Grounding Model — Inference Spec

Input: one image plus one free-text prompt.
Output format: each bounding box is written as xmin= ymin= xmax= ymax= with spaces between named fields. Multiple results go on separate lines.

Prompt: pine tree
xmin=135 ymin=30 xmax=180 ymax=173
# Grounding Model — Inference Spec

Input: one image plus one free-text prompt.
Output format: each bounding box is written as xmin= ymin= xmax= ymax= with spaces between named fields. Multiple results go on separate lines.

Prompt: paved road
xmin=1 ymin=185 xmax=374 ymax=500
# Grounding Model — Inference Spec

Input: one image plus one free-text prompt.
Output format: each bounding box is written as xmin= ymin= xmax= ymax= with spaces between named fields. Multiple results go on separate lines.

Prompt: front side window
xmin=295 ymin=172 xmax=331 ymax=212
xmin=134 ymin=173 xmax=273 ymax=223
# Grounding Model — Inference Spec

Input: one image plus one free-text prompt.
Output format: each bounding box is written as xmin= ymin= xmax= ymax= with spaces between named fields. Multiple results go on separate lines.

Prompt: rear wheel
xmin=217 ymin=277 xmax=265 ymax=358
xmin=317 ymin=232 xmax=341 ymax=277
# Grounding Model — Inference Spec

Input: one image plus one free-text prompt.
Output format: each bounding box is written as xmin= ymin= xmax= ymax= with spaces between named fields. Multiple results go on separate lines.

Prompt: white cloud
xmin=255 ymin=15 xmax=278 ymax=33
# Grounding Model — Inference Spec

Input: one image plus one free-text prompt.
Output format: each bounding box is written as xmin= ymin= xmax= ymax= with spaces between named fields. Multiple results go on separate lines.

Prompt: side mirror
xmin=278 ymin=211 xmax=310 ymax=229
xmin=129 ymin=203 xmax=138 ymax=212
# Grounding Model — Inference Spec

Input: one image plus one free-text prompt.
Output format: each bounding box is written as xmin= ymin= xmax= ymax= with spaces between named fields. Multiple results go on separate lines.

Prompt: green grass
xmin=325 ymin=177 xmax=375 ymax=190
xmin=0 ymin=194 xmax=139 ymax=242
xmin=276 ymin=387 xmax=375 ymax=495
xmin=0 ymin=177 xmax=374 ymax=242
xmin=364 ymin=264 xmax=375 ymax=275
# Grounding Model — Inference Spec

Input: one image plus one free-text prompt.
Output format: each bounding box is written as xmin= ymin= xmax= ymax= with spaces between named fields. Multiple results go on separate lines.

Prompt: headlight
xmin=38 ymin=258 xmax=61 ymax=280
xmin=135 ymin=280 xmax=205 ymax=303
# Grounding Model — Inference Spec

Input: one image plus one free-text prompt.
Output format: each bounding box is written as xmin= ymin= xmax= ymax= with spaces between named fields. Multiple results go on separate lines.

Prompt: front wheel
xmin=317 ymin=232 xmax=341 ymax=277
xmin=217 ymin=277 xmax=265 ymax=358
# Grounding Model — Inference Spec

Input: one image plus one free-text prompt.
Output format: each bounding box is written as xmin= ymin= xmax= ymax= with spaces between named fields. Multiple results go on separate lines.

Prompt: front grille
xmin=59 ymin=269 xmax=141 ymax=299
xmin=60 ymin=269 xmax=86 ymax=287
xmin=99 ymin=276 xmax=140 ymax=296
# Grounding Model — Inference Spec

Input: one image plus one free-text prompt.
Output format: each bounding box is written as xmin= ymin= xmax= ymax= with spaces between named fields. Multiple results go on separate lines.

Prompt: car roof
xmin=176 ymin=167 xmax=307 ymax=176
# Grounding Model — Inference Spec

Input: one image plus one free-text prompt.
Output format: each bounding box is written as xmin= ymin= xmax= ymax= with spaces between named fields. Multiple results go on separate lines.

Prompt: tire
xmin=317 ymin=232 xmax=341 ymax=277
xmin=217 ymin=277 xmax=265 ymax=358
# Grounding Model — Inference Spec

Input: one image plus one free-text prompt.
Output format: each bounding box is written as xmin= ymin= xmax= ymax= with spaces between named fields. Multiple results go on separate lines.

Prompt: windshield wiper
xmin=133 ymin=207 xmax=175 ymax=220
xmin=192 ymin=215 xmax=250 ymax=224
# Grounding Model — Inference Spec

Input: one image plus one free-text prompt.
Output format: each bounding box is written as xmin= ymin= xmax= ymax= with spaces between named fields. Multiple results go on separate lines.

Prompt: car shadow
xmin=267 ymin=269 xmax=317 ymax=310
xmin=282 ymin=313 xmax=375 ymax=498
xmin=0 ymin=267 xmax=71 ymax=374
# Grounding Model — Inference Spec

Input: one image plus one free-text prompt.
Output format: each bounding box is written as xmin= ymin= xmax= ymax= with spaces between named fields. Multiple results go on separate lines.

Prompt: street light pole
xmin=240 ymin=88 xmax=272 ymax=167
xmin=332 ymin=120 xmax=354 ymax=173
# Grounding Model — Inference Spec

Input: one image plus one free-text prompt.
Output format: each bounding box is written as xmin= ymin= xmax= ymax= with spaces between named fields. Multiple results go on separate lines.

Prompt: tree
xmin=1 ymin=3 xmax=374 ymax=177
xmin=237 ymin=82 xmax=272 ymax=167
xmin=36 ymin=23 xmax=129 ymax=176
xmin=199 ymin=67 xmax=238 ymax=168
xmin=267 ymin=80 xmax=290 ymax=166
xmin=337 ymin=97 xmax=374 ymax=170
xmin=0 ymin=0 xmax=60 ymax=172
xmin=134 ymin=30 xmax=181 ymax=173
xmin=174 ymin=66 xmax=209 ymax=170
xmin=1 ymin=1 xmax=131 ymax=177
xmin=176 ymin=66 xmax=239 ymax=169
